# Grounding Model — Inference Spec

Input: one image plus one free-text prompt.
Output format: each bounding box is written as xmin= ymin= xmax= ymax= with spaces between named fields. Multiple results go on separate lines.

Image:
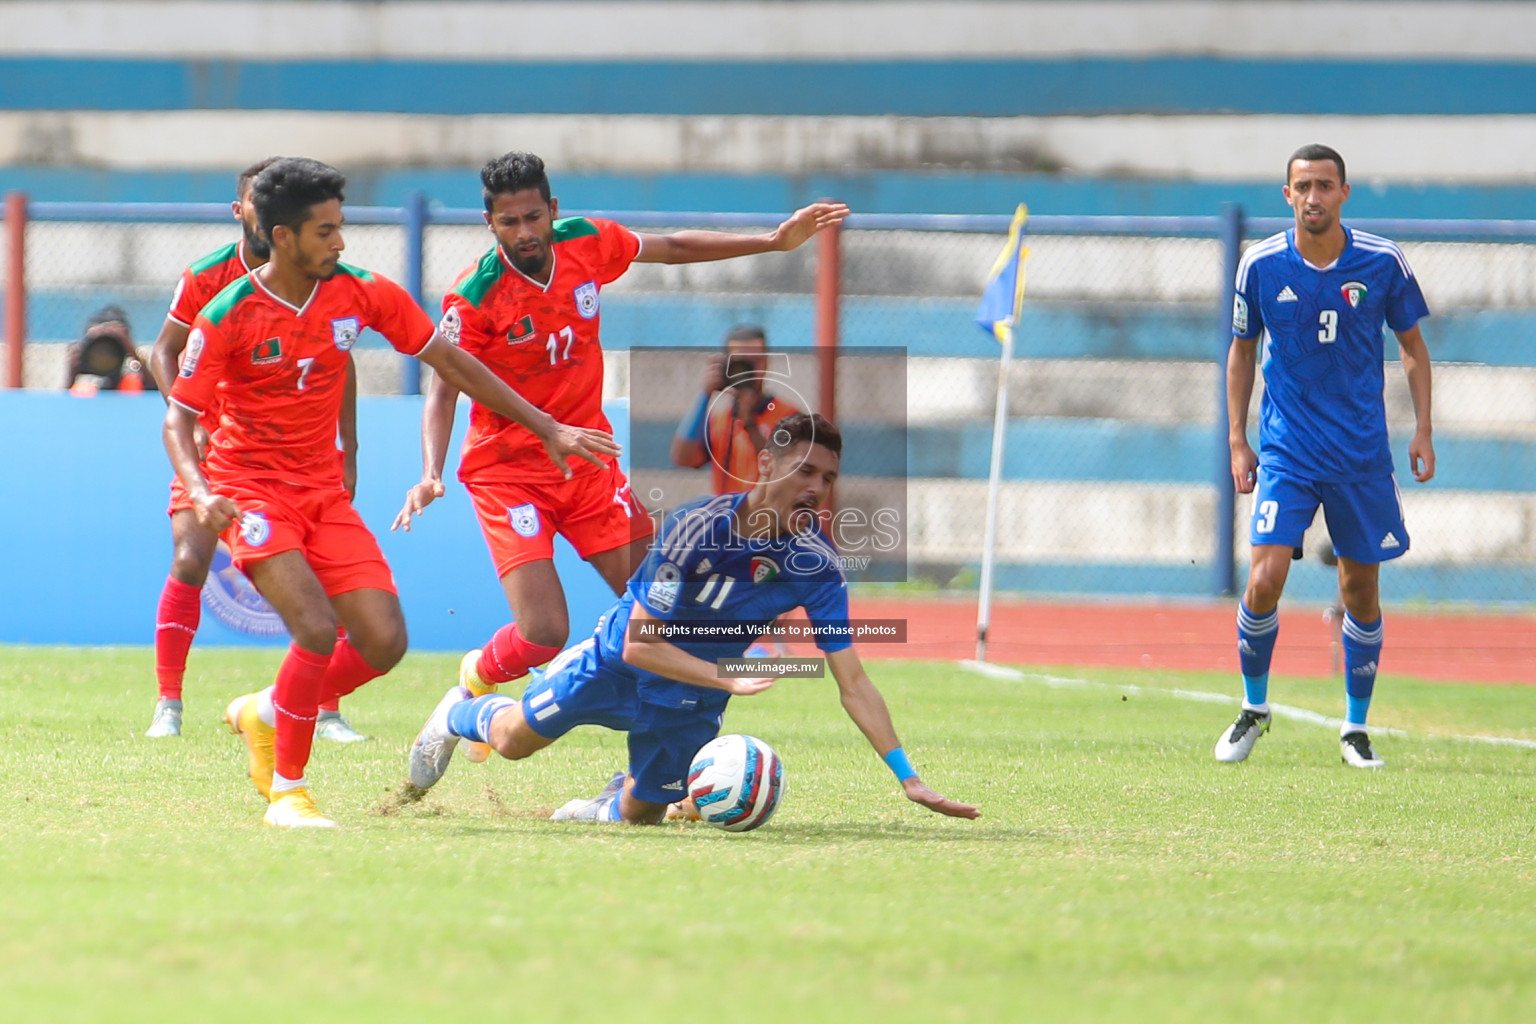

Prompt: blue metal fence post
xmin=1213 ymin=203 xmax=1244 ymax=597
xmin=401 ymin=190 xmax=428 ymax=395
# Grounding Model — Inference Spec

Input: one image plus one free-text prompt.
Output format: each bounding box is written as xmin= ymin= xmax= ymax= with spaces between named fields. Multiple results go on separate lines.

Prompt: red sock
xmin=479 ymin=624 xmax=562 ymax=684
xmin=154 ymin=576 xmax=202 ymax=701
xmin=318 ymin=639 xmax=385 ymax=705
xmin=319 ymin=625 xmax=349 ymax=711
xmin=272 ymin=644 xmax=331 ymax=782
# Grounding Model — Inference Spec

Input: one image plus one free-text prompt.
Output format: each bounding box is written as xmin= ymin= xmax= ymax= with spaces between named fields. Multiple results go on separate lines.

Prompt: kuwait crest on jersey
xmin=331 ymin=316 xmax=360 ymax=351
xmin=750 ymin=555 xmax=781 ymax=583
xmin=1341 ymin=281 xmax=1368 ymax=309
xmin=573 ymin=281 xmax=599 ymax=319
xmin=507 ymin=315 xmax=536 ymax=344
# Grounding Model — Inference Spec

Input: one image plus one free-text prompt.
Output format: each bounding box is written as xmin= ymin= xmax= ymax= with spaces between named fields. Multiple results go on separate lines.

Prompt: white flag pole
xmin=975 ymin=323 xmax=1014 ymax=663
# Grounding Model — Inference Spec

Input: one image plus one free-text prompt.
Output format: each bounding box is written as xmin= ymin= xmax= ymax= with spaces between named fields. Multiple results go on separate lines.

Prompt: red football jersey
xmin=440 ymin=217 xmax=640 ymax=485
xmin=170 ymin=265 xmax=434 ymax=486
xmin=167 ymin=239 xmax=260 ymax=429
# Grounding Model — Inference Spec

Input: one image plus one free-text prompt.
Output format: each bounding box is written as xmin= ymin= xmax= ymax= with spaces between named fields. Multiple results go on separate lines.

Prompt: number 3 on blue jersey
xmin=1317 ymin=309 xmax=1337 ymax=344
xmin=1255 ymin=500 xmax=1278 ymax=534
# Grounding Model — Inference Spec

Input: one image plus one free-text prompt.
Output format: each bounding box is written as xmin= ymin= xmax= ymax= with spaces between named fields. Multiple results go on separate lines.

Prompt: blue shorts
xmin=521 ymin=638 xmax=723 ymax=805
xmin=1249 ymin=467 xmax=1408 ymax=564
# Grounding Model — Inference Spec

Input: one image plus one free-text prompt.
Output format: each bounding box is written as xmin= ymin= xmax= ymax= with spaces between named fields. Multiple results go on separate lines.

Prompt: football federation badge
xmin=750 ymin=555 xmax=781 ymax=583
xmin=439 ymin=306 xmax=462 ymax=346
xmin=240 ymin=511 xmax=272 ymax=548
xmin=1231 ymin=294 xmax=1249 ymax=335
xmin=647 ymin=561 xmax=682 ymax=612
xmin=508 ymin=315 xmax=536 ymax=344
xmin=508 ymin=502 xmax=540 ymax=538
xmin=331 ymin=316 xmax=361 ymax=351
xmin=1341 ymin=281 xmax=1368 ymax=309
xmin=180 ymin=328 xmax=205 ymax=377
xmin=574 ymin=281 xmax=600 ymax=320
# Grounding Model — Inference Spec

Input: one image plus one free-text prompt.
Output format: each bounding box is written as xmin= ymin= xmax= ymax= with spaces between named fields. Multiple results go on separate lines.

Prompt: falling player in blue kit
xmin=406 ymin=413 xmax=978 ymax=823
xmin=1216 ymin=144 xmax=1435 ymax=769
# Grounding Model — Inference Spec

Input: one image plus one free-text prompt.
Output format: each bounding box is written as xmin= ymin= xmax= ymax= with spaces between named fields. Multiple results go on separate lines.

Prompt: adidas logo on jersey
xmin=1276 ymin=286 xmax=1299 ymax=302
xmin=695 ymin=558 xmax=712 ymax=575
xmin=1380 ymin=532 xmax=1401 ymax=549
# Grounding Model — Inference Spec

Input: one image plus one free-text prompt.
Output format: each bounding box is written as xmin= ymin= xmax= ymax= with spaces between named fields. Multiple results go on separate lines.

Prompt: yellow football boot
xmin=224 ymin=692 xmax=275 ymax=799
xmin=458 ymin=650 xmax=495 ymax=763
xmin=263 ymin=787 xmax=337 ymax=829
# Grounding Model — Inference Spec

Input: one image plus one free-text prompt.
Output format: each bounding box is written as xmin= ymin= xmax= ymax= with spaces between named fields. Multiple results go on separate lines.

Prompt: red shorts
xmin=217 ymin=475 xmax=395 ymax=598
xmin=168 ymin=476 xmax=194 ymax=516
xmin=466 ymin=459 xmax=654 ymax=578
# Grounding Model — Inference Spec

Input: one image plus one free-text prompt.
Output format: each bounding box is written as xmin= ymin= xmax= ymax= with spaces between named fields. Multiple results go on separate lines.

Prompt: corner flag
xmin=974 ymin=204 xmax=1029 ymax=345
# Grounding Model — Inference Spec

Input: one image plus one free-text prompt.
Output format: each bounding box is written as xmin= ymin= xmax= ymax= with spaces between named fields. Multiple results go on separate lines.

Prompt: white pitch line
xmin=958 ymin=659 xmax=1536 ymax=750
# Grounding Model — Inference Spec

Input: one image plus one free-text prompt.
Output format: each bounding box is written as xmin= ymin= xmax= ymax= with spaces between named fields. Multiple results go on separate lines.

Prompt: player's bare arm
xmin=635 ymin=202 xmax=850 ymax=264
xmin=826 ymin=647 xmax=979 ymax=819
xmin=341 ymin=355 xmax=359 ymax=499
xmin=162 ymin=402 xmax=239 ymax=534
xmin=1227 ymin=335 xmax=1260 ymax=494
xmin=391 ymin=368 xmax=458 ymax=531
xmin=414 ymin=335 xmax=621 ymax=480
xmin=150 ymin=318 xmax=212 ymax=456
xmin=1396 ymin=323 xmax=1435 ymax=482
xmin=622 ymin=604 xmax=775 ymax=695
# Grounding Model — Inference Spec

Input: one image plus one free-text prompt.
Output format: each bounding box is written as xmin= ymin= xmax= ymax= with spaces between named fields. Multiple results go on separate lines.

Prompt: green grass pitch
xmin=1 ymin=647 xmax=1533 ymax=1023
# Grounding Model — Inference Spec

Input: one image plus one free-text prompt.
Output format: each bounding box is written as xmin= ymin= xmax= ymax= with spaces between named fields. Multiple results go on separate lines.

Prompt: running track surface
xmin=840 ymin=597 xmax=1536 ymax=685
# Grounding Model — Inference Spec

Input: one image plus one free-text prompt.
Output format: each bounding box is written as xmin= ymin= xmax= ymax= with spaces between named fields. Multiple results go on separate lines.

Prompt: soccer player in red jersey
xmin=164 ymin=158 xmax=619 ymax=827
xmin=145 ymin=158 xmax=366 ymax=743
xmin=392 ymin=151 xmax=847 ymax=760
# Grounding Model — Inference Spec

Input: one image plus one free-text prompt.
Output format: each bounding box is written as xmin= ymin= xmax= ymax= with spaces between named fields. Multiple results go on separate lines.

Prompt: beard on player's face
xmin=506 ymin=241 xmax=550 ymax=277
xmin=242 ymin=220 xmax=271 ymax=261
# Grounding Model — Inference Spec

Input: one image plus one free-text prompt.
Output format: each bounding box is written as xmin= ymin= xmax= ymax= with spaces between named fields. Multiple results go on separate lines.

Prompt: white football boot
xmin=1214 ymin=707 xmax=1272 ymax=763
xmin=1340 ymin=730 xmax=1385 ymax=768
xmin=408 ymin=685 xmax=471 ymax=791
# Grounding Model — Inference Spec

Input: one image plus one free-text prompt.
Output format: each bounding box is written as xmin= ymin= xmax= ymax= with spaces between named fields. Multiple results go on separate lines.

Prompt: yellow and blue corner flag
xmin=974 ymin=204 xmax=1029 ymax=345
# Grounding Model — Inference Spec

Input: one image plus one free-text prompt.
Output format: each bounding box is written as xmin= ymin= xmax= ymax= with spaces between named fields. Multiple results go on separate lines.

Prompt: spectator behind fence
xmin=66 ymin=305 xmax=157 ymax=395
xmin=669 ymin=324 xmax=800 ymax=494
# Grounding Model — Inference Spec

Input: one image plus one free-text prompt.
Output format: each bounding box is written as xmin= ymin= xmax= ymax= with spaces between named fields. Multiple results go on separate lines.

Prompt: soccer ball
xmin=687 ymin=734 xmax=785 ymax=832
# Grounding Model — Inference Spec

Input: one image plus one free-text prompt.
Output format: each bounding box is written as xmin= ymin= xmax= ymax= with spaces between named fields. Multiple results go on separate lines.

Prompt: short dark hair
xmin=236 ymin=156 xmax=283 ymax=199
xmin=724 ymin=324 xmax=767 ymax=347
xmin=481 ymin=151 xmax=551 ymax=211
xmin=769 ymin=412 xmax=841 ymax=459
xmin=251 ymin=158 xmax=346 ymax=240
xmin=1287 ymin=143 xmax=1346 ymax=185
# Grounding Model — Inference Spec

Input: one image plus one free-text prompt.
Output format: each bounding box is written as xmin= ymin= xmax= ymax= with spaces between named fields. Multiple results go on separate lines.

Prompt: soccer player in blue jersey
xmin=406 ymin=413 xmax=978 ymax=823
xmin=1216 ymin=144 xmax=1435 ymax=769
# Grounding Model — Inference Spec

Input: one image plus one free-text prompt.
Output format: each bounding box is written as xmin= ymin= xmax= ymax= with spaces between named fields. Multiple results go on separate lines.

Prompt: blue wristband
xmin=676 ymin=391 xmax=710 ymax=442
xmin=882 ymin=747 xmax=917 ymax=782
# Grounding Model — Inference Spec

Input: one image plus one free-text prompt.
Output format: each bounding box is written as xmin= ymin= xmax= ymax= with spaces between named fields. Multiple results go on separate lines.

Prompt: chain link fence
xmin=6 ymin=200 xmax=1535 ymax=604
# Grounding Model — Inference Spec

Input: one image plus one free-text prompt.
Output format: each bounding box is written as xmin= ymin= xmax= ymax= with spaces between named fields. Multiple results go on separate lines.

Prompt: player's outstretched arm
xmin=391 ymin=368 xmax=461 ymax=531
xmin=162 ymin=402 xmax=239 ymax=534
xmin=149 ymin=318 xmax=190 ymax=405
xmin=635 ymin=202 xmax=850 ymax=265
xmin=622 ymin=605 xmax=776 ymax=696
xmin=826 ymin=648 xmax=979 ymax=819
xmin=1396 ymin=324 xmax=1436 ymax=482
xmin=415 ymin=336 xmax=621 ymax=480
xmin=1226 ymin=336 xmax=1260 ymax=494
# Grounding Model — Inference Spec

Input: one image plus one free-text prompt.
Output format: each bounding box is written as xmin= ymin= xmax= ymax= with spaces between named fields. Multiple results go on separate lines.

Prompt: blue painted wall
xmin=0 ymin=392 xmax=625 ymax=648
xmin=5 ymin=57 xmax=1536 ymax=115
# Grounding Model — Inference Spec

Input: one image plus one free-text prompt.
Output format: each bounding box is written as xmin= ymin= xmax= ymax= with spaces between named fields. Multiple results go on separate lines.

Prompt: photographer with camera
xmin=66 ymin=305 xmax=156 ymax=396
xmin=670 ymin=324 xmax=801 ymax=494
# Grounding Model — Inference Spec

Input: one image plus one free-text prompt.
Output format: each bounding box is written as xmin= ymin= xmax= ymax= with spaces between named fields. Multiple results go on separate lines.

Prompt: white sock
xmin=257 ymin=686 xmax=276 ymax=727
xmin=270 ymin=772 xmax=305 ymax=795
xmin=1340 ymin=722 xmax=1368 ymax=737
xmin=1241 ymin=700 xmax=1270 ymax=715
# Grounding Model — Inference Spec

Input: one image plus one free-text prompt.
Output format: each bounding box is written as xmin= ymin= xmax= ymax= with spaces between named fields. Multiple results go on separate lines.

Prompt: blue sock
xmin=1236 ymin=602 xmax=1280 ymax=708
xmin=601 ymin=791 xmax=623 ymax=822
xmin=446 ymin=694 xmax=517 ymax=743
xmin=1342 ymin=612 xmax=1383 ymax=730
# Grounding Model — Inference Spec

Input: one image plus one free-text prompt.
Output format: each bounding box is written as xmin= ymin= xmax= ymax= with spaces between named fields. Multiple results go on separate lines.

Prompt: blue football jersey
xmin=591 ymin=492 xmax=851 ymax=716
xmin=1232 ymin=227 xmax=1429 ymax=482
